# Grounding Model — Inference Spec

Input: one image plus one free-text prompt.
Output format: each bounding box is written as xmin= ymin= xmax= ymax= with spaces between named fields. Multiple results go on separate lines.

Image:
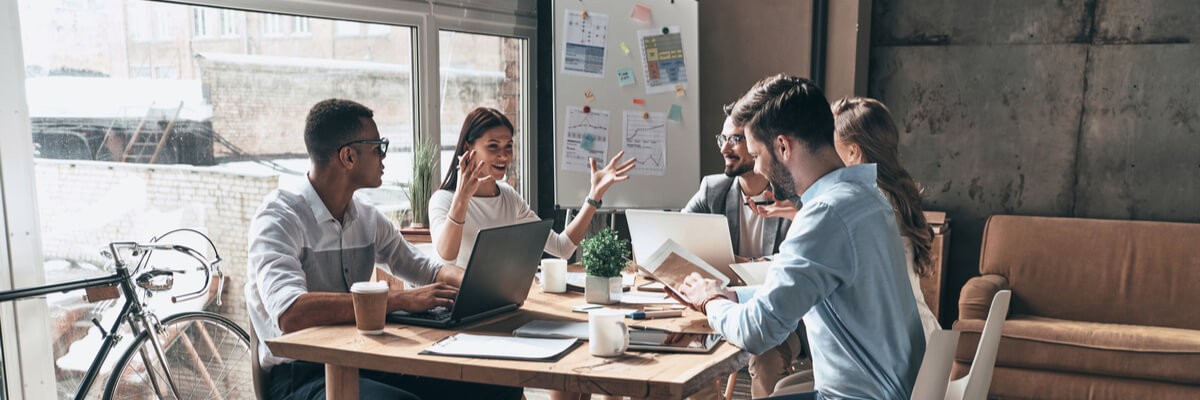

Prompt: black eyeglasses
xmin=339 ymin=137 xmax=389 ymax=157
xmin=715 ymin=134 xmax=746 ymax=147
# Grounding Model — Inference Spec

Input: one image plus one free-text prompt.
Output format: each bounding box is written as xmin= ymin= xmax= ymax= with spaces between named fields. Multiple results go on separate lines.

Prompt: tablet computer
xmin=627 ymin=330 xmax=723 ymax=353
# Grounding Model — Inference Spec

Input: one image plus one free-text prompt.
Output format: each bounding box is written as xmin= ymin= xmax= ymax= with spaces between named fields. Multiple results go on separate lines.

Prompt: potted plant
xmin=406 ymin=136 xmax=435 ymax=229
xmin=581 ymin=227 xmax=630 ymax=304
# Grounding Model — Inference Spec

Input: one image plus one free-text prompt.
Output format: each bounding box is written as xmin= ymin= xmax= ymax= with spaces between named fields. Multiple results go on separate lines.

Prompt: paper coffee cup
xmin=350 ymin=281 xmax=389 ymax=335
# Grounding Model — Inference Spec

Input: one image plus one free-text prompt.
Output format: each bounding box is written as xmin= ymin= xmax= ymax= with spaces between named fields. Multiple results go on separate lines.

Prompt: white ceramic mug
xmin=588 ymin=309 xmax=628 ymax=357
xmin=540 ymin=258 xmax=568 ymax=293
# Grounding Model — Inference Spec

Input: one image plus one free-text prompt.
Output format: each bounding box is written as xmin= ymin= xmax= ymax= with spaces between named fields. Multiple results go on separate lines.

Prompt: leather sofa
xmin=952 ymin=215 xmax=1200 ymax=399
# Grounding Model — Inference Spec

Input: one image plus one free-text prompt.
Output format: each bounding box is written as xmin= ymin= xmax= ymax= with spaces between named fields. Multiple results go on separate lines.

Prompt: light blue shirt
xmin=707 ymin=164 xmax=925 ymax=400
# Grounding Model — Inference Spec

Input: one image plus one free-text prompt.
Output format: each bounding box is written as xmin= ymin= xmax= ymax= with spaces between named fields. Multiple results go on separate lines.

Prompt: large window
xmin=438 ymin=30 xmax=529 ymax=196
xmin=2 ymin=1 xmax=535 ymax=398
xmin=13 ymin=1 xmax=421 ymax=397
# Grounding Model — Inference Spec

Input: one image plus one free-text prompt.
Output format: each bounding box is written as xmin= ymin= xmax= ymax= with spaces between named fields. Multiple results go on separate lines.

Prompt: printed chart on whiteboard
xmin=638 ymin=27 xmax=687 ymax=94
xmin=623 ymin=111 xmax=667 ymax=176
xmin=561 ymin=10 xmax=609 ymax=78
xmin=562 ymin=106 xmax=610 ymax=172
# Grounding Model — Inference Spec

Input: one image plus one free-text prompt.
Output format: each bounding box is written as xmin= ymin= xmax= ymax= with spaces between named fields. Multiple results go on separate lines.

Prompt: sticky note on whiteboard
xmin=668 ymin=104 xmax=683 ymax=122
xmin=617 ymin=68 xmax=636 ymax=87
xmin=630 ymin=4 xmax=652 ymax=24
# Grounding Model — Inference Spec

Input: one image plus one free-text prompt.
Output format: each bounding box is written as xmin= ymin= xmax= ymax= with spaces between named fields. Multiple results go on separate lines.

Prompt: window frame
xmin=0 ymin=1 xmax=537 ymax=397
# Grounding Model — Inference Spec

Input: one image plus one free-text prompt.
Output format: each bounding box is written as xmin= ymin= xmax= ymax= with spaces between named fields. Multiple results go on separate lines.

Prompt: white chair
xmin=944 ymin=290 xmax=1011 ymax=400
xmin=910 ymin=329 xmax=961 ymax=400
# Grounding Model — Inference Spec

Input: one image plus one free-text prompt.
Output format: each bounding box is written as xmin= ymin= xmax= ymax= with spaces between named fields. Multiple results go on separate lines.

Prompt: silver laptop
xmin=625 ymin=210 xmax=744 ymax=286
xmin=387 ymin=219 xmax=553 ymax=328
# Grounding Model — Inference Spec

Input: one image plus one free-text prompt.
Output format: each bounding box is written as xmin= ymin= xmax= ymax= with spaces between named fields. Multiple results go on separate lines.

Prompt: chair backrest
xmin=249 ymin=326 xmax=267 ymax=400
xmin=911 ymin=329 xmax=960 ymax=400
xmin=947 ymin=290 xmax=1011 ymax=400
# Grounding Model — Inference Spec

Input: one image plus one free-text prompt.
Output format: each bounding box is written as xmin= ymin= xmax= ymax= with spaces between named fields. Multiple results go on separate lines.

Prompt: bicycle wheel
xmin=103 ymin=311 xmax=253 ymax=400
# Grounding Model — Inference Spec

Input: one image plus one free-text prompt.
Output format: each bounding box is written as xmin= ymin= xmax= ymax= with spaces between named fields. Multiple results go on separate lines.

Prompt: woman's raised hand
xmin=589 ymin=150 xmax=637 ymax=200
xmin=455 ymin=150 xmax=494 ymax=194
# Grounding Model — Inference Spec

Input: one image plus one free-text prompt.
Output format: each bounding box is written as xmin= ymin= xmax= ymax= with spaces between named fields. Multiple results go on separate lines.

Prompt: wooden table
xmin=267 ymin=277 xmax=750 ymax=399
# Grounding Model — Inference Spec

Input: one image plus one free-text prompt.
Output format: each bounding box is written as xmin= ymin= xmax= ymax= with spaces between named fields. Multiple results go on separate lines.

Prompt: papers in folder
xmin=422 ymin=333 xmax=578 ymax=361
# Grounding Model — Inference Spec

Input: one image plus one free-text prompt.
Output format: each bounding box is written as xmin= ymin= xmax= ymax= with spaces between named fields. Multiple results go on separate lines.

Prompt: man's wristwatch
xmin=586 ymin=197 xmax=602 ymax=208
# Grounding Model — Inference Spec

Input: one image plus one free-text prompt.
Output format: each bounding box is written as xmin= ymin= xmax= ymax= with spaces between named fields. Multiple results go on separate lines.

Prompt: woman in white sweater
xmin=429 ymin=107 xmax=635 ymax=268
xmin=831 ymin=97 xmax=940 ymax=340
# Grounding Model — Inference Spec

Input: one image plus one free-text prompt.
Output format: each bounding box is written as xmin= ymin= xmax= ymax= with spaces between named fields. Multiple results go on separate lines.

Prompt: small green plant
xmin=581 ymin=228 xmax=630 ymax=278
xmin=408 ymin=136 xmax=436 ymax=227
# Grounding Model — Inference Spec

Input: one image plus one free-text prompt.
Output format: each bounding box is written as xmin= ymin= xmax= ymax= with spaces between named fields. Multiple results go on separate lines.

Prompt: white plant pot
xmin=585 ymin=275 xmax=623 ymax=305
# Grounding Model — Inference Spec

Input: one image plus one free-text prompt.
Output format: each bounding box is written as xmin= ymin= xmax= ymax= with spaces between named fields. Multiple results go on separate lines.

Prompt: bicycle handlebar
xmin=107 ymin=230 xmax=224 ymax=306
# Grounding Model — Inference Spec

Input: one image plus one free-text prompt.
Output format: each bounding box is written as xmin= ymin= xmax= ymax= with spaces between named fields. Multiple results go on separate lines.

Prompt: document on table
xmin=422 ymin=333 xmax=578 ymax=362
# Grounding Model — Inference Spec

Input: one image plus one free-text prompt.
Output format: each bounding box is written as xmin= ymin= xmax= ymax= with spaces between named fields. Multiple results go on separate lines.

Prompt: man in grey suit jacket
xmin=682 ymin=111 xmax=801 ymax=397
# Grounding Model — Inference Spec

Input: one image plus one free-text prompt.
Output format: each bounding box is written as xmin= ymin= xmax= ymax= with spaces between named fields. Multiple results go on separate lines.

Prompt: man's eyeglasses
xmin=715 ymin=134 xmax=746 ymax=148
xmin=339 ymin=138 xmax=390 ymax=157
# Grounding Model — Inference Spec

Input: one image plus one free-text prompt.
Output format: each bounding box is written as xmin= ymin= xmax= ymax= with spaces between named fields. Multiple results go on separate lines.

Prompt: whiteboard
xmin=552 ymin=0 xmax=700 ymax=210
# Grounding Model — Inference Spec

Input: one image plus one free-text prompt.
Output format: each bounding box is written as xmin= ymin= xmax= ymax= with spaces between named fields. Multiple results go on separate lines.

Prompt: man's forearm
xmin=278 ymin=292 xmax=355 ymax=334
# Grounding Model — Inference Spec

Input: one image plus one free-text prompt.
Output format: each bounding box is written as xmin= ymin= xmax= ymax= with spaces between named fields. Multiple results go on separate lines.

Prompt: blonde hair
xmin=831 ymin=97 xmax=934 ymax=276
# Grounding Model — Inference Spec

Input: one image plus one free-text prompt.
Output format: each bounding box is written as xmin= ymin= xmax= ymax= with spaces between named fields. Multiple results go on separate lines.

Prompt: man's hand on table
xmin=677 ymin=272 xmax=738 ymax=315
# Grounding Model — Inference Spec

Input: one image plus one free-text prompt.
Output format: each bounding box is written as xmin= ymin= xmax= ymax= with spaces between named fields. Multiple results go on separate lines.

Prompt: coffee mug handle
xmin=616 ymin=321 xmax=629 ymax=354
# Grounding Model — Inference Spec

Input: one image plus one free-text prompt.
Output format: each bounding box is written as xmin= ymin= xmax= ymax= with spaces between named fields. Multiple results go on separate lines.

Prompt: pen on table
xmin=629 ymin=310 xmax=684 ymax=320
xmin=743 ymin=200 xmax=775 ymax=206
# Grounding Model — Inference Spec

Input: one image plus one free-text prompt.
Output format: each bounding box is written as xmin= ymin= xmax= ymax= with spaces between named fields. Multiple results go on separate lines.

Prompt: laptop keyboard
xmin=408 ymin=306 xmax=452 ymax=320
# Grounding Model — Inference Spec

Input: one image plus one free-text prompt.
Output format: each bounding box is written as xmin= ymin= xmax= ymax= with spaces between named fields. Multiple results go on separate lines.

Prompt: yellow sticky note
xmin=620 ymin=42 xmax=631 ymax=55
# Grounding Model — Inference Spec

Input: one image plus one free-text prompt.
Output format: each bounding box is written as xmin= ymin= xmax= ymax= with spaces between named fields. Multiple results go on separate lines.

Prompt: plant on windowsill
xmin=406 ymin=136 xmax=436 ymax=229
xmin=581 ymin=227 xmax=630 ymax=304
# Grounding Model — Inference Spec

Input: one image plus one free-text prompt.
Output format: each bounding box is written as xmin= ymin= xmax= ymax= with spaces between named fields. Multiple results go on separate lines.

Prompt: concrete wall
xmin=868 ymin=0 xmax=1200 ymax=324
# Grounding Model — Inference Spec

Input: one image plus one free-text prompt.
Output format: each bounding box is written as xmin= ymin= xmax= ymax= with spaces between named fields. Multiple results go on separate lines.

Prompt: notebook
xmin=388 ymin=219 xmax=553 ymax=328
xmin=421 ymin=333 xmax=578 ymax=362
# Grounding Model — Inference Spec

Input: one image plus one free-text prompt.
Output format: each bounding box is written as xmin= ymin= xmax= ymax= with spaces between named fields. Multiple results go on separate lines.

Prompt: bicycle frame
xmin=0 ymin=232 xmax=223 ymax=400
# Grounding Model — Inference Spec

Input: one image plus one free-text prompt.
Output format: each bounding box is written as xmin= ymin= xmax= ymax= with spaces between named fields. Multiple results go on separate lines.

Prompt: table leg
xmin=325 ymin=364 xmax=359 ymax=400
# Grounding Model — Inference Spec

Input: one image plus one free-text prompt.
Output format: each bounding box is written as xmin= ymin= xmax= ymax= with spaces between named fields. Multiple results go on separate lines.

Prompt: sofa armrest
xmin=958 ymin=274 xmax=1010 ymax=321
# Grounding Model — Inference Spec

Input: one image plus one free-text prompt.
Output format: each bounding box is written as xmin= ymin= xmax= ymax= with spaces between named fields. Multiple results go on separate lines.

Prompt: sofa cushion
xmin=955 ymin=315 xmax=1200 ymax=384
xmin=979 ymin=215 xmax=1200 ymax=330
xmin=951 ymin=365 xmax=1200 ymax=400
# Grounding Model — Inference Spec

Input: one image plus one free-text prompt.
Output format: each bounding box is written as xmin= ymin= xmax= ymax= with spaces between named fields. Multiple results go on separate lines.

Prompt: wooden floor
xmin=524 ymin=358 xmax=812 ymax=400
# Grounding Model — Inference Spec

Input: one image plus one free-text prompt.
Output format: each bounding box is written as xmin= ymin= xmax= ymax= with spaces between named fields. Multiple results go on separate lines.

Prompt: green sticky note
xmin=617 ymin=68 xmax=636 ymax=87
xmin=620 ymin=42 xmax=630 ymax=55
xmin=668 ymin=104 xmax=683 ymax=122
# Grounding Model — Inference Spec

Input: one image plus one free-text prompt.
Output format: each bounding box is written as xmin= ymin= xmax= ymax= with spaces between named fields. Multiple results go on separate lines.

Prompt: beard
xmin=766 ymin=151 xmax=798 ymax=200
xmin=723 ymin=162 xmax=753 ymax=177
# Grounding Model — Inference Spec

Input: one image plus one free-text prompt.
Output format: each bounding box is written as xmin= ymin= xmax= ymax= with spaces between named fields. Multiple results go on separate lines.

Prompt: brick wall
xmin=35 ymin=159 xmax=278 ymax=330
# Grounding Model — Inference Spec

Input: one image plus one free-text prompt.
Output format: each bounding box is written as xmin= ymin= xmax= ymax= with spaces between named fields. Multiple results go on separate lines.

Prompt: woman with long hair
xmin=429 ymin=107 xmax=635 ymax=268
xmin=830 ymin=97 xmax=939 ymax=339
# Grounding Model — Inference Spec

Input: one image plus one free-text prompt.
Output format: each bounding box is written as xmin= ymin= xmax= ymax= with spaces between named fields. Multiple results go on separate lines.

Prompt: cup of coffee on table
xmin=350 ymin=281 xmax=389 ymax=335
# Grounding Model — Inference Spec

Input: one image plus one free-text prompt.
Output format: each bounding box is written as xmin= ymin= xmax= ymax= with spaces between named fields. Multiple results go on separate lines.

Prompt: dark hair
xmin=304 ymin=99 xmax=374 ymax=166
xmin=832 ymin=97 xmax=934 ymax=277
xmin=439 ymin=107 xmax=515 ymax=191
xmin=730 ymin=74 xmax=834 ymax=154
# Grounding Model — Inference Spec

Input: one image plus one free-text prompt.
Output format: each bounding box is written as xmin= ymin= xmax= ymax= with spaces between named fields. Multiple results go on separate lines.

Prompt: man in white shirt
xmin=681 ymin=104 xmax=799 ymax=397
xmin=246 ymin=99 xmax=522 ymax=400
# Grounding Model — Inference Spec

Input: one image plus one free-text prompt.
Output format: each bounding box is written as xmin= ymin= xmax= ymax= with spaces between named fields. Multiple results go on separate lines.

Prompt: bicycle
xmin=0 ymin=229 xmax=252 ymax=399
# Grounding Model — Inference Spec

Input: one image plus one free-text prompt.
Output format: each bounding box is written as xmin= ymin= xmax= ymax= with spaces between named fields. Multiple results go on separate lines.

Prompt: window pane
xmin=16 ymin=1 xmax=416 ymax=396
xmin=438 ymin=31 xmax=527 ymax=196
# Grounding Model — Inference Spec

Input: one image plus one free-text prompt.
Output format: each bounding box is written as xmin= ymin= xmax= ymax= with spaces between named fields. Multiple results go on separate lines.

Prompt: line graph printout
xmin=623 ymin=111 xmax=667 ymax=176
xmin=561 ymin=10 xmax=609 ymax=78
xmin=563 ymin=106 xmax=610 ymax=172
